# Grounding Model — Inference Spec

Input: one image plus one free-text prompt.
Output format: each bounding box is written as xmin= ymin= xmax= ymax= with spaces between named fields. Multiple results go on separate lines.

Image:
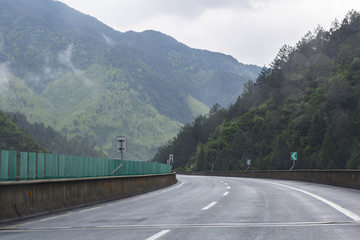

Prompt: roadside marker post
xmin=245 ymin=159 xmax=251 ymax=171
xmin=111 ymin=136 xmax=127 ymax=175
xmin=290 ymin=152 xmax=297 ymax=171
xmin=167 ymin=154 xmax=174 ymax=170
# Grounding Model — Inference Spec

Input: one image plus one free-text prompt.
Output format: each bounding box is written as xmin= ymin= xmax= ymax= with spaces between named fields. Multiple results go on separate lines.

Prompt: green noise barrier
xmin=0 ymin=150 xmax=171 ymax=181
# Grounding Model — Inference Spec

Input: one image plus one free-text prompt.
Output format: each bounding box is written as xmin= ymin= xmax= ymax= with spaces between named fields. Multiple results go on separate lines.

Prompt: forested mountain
xmin=153 ymin=11 xmax=360 ymax=170
xmin=0 ymin=110 xmax=46 ymax=152
xmin=6 ymin=112 xmax=104 ymax=157
xmin=0 ymin=0 xmax=260 ymax=159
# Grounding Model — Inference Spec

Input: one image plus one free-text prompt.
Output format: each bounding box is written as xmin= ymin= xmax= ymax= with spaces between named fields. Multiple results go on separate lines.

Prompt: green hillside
xmin=6 ymin=112 xmax=105 ymax=157
xmin=153 ymin=11 xmax=360 ymax=170
xmin=0 ymin=110 xmax=46 ymax=152
xmin=0 ymin=0 xmax=260 ymax=159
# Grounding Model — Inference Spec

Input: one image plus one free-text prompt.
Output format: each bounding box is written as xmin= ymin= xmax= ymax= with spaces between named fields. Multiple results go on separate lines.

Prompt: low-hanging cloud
xmin=102 ymin=33 xmax=116 ymax=46
xmin=0 ymin=62 xmax=11 ymax=95
xmin=57 ymin=44 xmax=94 ymax=87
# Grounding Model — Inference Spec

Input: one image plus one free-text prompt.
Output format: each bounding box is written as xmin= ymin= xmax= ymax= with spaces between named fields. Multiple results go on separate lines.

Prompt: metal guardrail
xmin=0 ymin=150 xmax=171 ymax=181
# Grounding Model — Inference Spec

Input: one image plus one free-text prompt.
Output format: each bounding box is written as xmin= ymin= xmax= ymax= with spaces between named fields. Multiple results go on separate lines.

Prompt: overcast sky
xmin=59 ymin=0 xmax=360 ymax=66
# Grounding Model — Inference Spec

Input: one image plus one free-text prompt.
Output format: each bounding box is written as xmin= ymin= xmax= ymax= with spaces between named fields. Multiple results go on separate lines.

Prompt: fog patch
xmin=57 ymin=44 xmax=94 ymax=88
xmin=102 ymin=33 xmax=116 ymax=47
xmin=0 ymin=62 xmax=11 ymax=95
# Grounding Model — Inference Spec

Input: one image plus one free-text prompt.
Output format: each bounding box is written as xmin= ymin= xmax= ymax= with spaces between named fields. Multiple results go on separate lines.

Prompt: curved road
xmin=1 ymin=175 xmax=360 ymax=239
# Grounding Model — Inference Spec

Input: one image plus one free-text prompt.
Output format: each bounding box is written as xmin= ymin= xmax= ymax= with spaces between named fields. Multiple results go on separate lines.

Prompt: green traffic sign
xmin=291 ymin=152 xmax=297 ymax=161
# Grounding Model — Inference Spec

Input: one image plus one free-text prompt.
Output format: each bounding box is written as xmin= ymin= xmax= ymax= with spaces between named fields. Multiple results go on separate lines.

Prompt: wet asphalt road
xmin=1 ymin=174 xmax=360 ymax=240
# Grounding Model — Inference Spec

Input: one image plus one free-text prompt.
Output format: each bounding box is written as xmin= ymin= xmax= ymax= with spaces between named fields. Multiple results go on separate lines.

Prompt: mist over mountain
xmin=0 ymin=0 xmax=260 ymax=159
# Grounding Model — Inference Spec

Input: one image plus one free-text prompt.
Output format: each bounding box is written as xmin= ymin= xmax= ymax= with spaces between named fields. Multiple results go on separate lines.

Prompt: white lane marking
xmin=220 ymin=181 xmax=224 ymax=183
xmin=3 ymin=212 xmax=73 ymax=229
xmin=145 ymin=230 xmax=170 ymax=240
xmin=269 ymin=182 xmax=360 ymax=221
xmin=77 ymin=207 xmax=102 ymax=213
xmin=223 ymin=192 xmax=229 ymax=196
xmin=227 ymin=186 xmax=231 ymax=189
xmin=202 ymin=201 xmax=217 ymax=210
xmin=224 ymin=183 xmax=228 ymax=185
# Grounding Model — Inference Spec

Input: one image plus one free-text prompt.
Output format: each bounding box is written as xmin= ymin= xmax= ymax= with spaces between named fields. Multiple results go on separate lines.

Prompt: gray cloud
xmin=60 ymin=0 xmax=360 ymax=66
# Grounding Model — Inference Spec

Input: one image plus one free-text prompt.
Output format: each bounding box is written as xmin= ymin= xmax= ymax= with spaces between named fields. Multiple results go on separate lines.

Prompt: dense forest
xmin=0 ymin=110 xmax=46 ymax=152
xmin=6 ymin=112 xmax=105 ymax=157
xmin=0 ymin=0 xmax=260 ymax=159
xmin=153 ymin=10 xmax=360 ymax=171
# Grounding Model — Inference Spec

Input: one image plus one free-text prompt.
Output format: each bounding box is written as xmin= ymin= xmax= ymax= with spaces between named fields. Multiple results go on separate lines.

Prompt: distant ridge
xmin=0 ymin=0 xmax=261 ymax=159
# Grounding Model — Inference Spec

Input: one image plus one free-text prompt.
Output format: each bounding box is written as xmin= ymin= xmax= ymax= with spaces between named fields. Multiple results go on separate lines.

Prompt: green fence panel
xmin=70 ymin=155 xmax=76 ymax=178
xmin=9 ymin=151 xmax=17 ymax=181
xmin=59 ymin=155 xmax=65 ymax=178
xmin=1 ymin=149 xmax=171 ymax=181
xmin=45 ymin=154 xmax=52 ymax=179
xmin=115 ymin=160 xmax=124 ymax=176
xmin=79 ymin=157 xmax=86 ymax=177
xmin=20 ymin=152 xmax=28 ymax=180
xmin=135 ymin=161 xmax=140 ymax=175
xmin=51 ymin=154 xmax=58 ymax=178
xmin=112 ymin=159 xmax=119 ymax=176
xmin=98 ymin=158 xmax=104 ymax=177
xmin=85 ymin=157 xmax=89 ymax=177
xmin=110 ymin=158 xmax=114 ymax=176
xmin=1 ymin=150 xmax=9 ymax=181
xmin=156 ymin=163 xmax=160 ymax=174
xmin=84 ymin=157 xmax=89 ymax=177
xmin=29 ymin=152 xmax=36 ymax=180
xmin=38 ymin=153 xmax=44 ymax=179
xmin=76 ymin=157 xmax=81 ymax=177
xmin=123 ymin=160 xmax=129 ymax=175
xmin=85 ymin=157 xmax=94 ymax=177
xmin=142 ymin=161 xmax=146 ymax=175
xmin=104 ymin=159 xmax=108 ymax=176
xmin=95 ymin=158 xmax=99 ymax=177
xmin=144 ymin=162 xmax=150 ymax=175
xmin=107 ymin=158 xmax=111 ymax=176
xmin=90 ymin=158 xmax=94 ymax=177
xmin=139 ymin=161 xmax=143 ymax=175
xmin=65 ymin=155 xmax=71 ymax=177
xmin=97 ymin=158 xmax=102 ymax=177
xmin=130 ymin=160 xmax=135 ymax=175
xmin=94 ymin=158 xmax=98 ymax=177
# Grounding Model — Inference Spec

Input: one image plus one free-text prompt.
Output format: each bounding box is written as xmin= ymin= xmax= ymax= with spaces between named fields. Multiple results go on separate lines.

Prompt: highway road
xmin=1 ymin=175 xmax=360 ymax=239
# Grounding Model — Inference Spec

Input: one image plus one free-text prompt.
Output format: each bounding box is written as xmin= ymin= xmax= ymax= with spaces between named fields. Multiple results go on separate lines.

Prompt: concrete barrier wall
xmin=0 ymin=173 xmax=177 ymax=222
xmin=180 ymin=170 xmax=360 ymax=190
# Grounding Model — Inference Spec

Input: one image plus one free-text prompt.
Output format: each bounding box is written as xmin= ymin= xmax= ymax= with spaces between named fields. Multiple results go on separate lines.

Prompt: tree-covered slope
xmin=6 ymin=112 xmax=105 ymax=157
xmin=153 ymin=11 xmax=360 ymax=170
xmin=0 ymin=110 xmax=46 ymax=152
xmin=0 ymin=0 xmax=260 ymax=159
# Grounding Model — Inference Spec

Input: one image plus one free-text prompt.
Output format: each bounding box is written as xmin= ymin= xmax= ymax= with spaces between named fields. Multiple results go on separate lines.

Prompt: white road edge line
xmin=227 ymin=186 xmax=231 ymax=189
xmin=145 ymin=230 xmax=170 ymax=240
xmin=268 ymin=181 xmax=360 ymax=221
xmin=223 ymin=191 xmax=229 ymax=196
xmin=202 ymin=201 xmax=217 ymax=210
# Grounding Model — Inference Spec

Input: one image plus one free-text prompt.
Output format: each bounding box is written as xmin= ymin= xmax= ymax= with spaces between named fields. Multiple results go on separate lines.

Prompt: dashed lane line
xmin=145 ymin=230 xmax=170 ymax=240
xmin=202 ymin=202 xmax=217 ymax=210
